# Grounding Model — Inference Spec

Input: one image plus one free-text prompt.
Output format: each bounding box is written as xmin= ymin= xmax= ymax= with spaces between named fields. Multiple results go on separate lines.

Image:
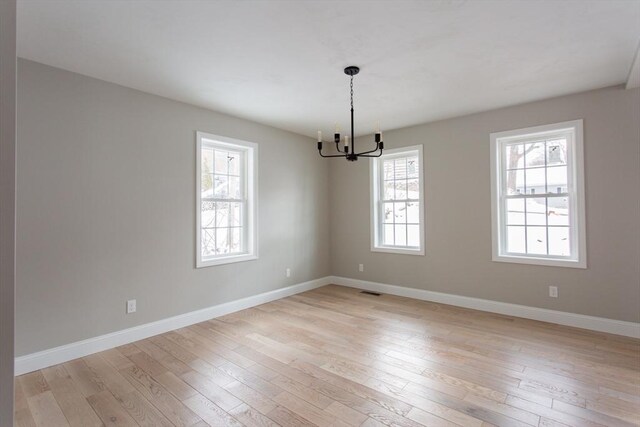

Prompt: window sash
xmin=200 ymin=200 xmax=247 ymax=257
xmin=498 ymin=135 xmax=577 ymax=259
xmin=202 ymin=146 xmax=246 ymax=201
xmin=379 ymin=155 xmax=418 ymax=248
xmin=200 ymin=146 xmax=248 ymax=259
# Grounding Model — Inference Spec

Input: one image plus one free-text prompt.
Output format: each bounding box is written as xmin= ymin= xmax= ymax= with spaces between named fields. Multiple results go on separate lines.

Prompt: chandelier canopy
xmin=317 ymin=66 xmax=383 ymax=161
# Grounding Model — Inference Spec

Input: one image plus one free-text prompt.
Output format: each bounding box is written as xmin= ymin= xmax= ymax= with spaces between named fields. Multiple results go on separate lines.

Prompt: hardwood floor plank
xmin=18 ymin=371 xmax=50 ymax=398
xmin=505 ymin=395 xmax=605 ymax=427
xmin=272 ymin=390 xmax=351 ymax=427
xmin=14 ymin=379 xmax=38 ymax=427
xmin=179 ymin=326 xmax=256 ymax=369
xmin=463 ymin=393 xmax=540 ymax=425
xmin=552 ymin=399 xmax=638 ymax=427
xmin=134 ymin=338 xmax=192 ymax=376
xmin=217 ymin=361 xmax=283 ymax=396
xmin=405 ymin=406 xmax=459 ymax=427
xmin=164 ymin=330 xmax=231 ymax=367
xmin=586 ymin=394 xmax=640 ymax=424
xmin=117 ymin=390 xmax=175 ymax=427
xmin=155 ymin=371 xmax=199 ymax=400
xmin=182 ymin=393 xmax=243 ymax=426
xmin=83 ymin=353 xmax=135 ymax=399
xmin=26 ymin=390 xmax=70 ymax=427
xmin=223 ymin=379 xmax=278 ymax=414
xmin=86 ymin=390 xmax=137 ymax=426
xmin=120 ymin=365 xmax=203 ymax=426
xmin=365 ymin=377 xmax=484 ymax=427
xmin=244 ymin=361 xmax=280 ymax=381
xmin=265 ymin=404 xmax=317 ymax=427
xmin=518 ymin=378 xmax=586 ymax=407
xmin=41 ymin=365 xmax=102 ymax=427
xmin=149 ymin=335 xmax=200 ymax=365
xmin=63 ymin=359 xmax=105 ymax=398
xmin=188 ymin=358 xmax=237 ymax=386
xmin=14 ymin=408 xmax=38 ymax=427
xmin=100 ymin=348 xmax=134 ymax=371
xmin=270 ymin=374 xmax=335 ymax=410
xmin=539 ymin=416 xmax=573 ymax=427
xmin=181 ymin=370 xmax=244 ymax=411
xmin=289 ymin=359 xmax=415 ymax=417
xmin=228 ymin=403 xmax=281 ymax=427
xmin=126 ymin=349 xmax=169 ymax=378
xmin=14 ymin=377 xmax=30 ymax=412
xmin=324 ymin=400 xmax=369 ymax=426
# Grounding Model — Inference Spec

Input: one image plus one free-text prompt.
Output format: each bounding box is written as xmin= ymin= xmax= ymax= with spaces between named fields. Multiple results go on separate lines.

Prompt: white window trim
xmin=370 ymin=145 xmax=426 ymax=256
xmin=196 ymin=131 xmax=258 ymax=268
xmin=490 ymin=120 xmax=586 ymax=268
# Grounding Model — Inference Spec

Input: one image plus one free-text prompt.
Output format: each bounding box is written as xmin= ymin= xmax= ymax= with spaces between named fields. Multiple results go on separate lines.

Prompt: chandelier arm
xmin=318 ymin=151 xmax=347 ymax=158
xmin=357 ymin=151 xmax=384 ymax=158
xmin=334 ymin=142 xmax=346 ymax=153
xmin=354 ymin=142 xmax=382 ymax=156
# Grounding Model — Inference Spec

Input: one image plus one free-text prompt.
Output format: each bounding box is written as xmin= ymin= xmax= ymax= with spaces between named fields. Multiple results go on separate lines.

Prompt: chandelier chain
xmin=350 ymin=76 xmax=354 ymax=110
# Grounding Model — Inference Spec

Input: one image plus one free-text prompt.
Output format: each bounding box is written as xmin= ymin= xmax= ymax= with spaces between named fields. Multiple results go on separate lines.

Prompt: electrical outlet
xmin=549 ymin=286 xmax=558 ymax=298
xmin=358 ymin=264 xmax=364 ymax=272
xmin=126 ymin=299 xmax=137 ymax=314
xmin=286 ymin=268 xmax=291 ymax=278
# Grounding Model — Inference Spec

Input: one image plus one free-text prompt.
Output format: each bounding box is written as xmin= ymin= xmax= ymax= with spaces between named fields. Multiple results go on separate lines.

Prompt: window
xmin=490 ymin=120 xmax=586 ymax=268
xmin=370 ymin=145 xmax=425 ymax=255
xmin=196 ymin=132 xmax=257 ymax=267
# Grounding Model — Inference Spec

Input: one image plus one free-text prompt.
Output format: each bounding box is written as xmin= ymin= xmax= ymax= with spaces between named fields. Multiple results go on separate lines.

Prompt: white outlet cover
xmin=286 ymin=268 xmax=291 ymax=277
xmin=358 ymin=264 xmax=364 ymax=272
xmin=126 ymin=299 xmax=137 ymax=313
xmin=549 ymin=286 xmax=558 ymax=298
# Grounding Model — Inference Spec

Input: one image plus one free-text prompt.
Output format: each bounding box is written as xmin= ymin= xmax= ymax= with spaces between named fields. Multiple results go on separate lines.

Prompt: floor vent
xmin=360 ymin=290 xmax=382 ymax=296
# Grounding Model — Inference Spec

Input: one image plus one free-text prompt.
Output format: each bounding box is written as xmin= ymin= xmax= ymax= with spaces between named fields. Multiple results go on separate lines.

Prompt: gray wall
xmin=330 ymin=86 xmax=640 ymax=323
xmin=16 ymin=59 xmax=331 ymax=356
xmin=0 ymin=0 xmax=16 ymax=423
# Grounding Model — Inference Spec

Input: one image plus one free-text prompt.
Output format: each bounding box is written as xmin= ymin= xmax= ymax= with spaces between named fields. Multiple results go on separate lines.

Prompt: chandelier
xmin=317 ymin=66 xmax=383 ymax=161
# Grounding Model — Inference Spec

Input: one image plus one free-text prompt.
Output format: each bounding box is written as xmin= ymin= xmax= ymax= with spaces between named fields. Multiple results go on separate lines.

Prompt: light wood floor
xmin=14 ymin=285 xmax=640 ymax=427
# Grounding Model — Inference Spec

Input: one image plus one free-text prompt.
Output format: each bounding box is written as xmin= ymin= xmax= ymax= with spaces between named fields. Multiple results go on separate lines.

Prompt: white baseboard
xmin=330 ymin=276 xmax=640 ymax=339
xmin=14 ymin=276 xmax=332 ymax=375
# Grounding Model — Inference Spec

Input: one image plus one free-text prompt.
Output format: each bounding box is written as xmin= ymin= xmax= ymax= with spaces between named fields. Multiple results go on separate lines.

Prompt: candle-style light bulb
xmin=345 ymin=135 xmax=349 ymax=146
xmin=317 ymin=130 xmax=322 ymax=142
xmin=335 ymin=123 xmax=341 ymax=133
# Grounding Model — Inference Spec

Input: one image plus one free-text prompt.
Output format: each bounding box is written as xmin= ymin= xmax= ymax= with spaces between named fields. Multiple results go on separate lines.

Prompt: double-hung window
xmin=196 ymin=132 xmax=257 ymax=267
xmin=371 ymin=145 xmax=425 ymax=255
xmin=490 ymin=120 xmax=586 ymax=268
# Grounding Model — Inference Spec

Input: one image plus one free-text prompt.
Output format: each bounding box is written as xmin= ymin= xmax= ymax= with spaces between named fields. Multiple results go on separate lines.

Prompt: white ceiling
xmin=17 ymin=0 xmax=640 ymax=138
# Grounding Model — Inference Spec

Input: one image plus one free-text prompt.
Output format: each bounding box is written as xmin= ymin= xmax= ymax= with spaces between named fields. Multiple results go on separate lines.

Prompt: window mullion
xmin=544 ymin=139 xmax=549 ymax=256
xmin=377 ymin=155 xmax=382 ymax=245
xmin=504 ymin=193 xmax=569 ymax=199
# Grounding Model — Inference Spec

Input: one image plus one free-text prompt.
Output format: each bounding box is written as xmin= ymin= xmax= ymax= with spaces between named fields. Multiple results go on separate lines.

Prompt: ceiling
xmin=17 ymin=0 xmax=640 ymax=138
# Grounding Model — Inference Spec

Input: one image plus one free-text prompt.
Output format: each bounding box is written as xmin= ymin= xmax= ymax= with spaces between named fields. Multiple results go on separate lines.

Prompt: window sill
xmin=493 ymin=254 xmax=586 ymax=269
xmin=371 ymin=246 xmax=425 ymax=256
xmin=197 ymin=253 xmax=258 ymax=268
